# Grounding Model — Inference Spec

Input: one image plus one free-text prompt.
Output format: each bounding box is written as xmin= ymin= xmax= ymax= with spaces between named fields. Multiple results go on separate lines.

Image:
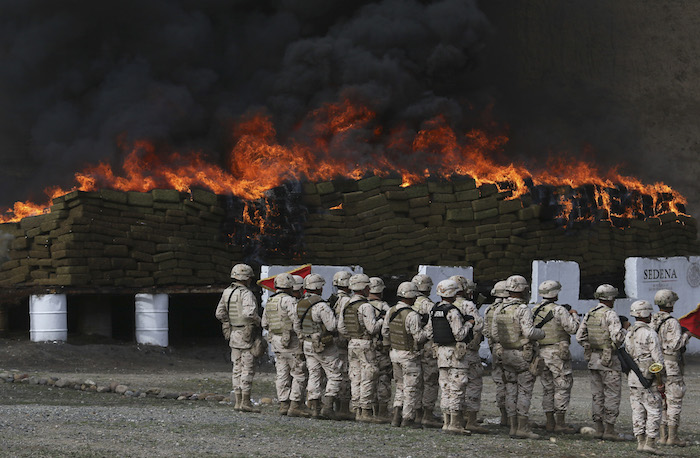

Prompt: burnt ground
xmin=1 ymin=335 xmax=699 ymax=457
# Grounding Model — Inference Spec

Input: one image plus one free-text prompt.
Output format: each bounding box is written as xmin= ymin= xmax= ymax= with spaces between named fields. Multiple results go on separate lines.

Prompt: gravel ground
xmin=1 ymin=337 xmax=699 ymax=457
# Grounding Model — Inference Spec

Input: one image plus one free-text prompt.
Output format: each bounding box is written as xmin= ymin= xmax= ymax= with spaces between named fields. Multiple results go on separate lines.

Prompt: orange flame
xmin=0 ymin=98 xmax=687 ymax=225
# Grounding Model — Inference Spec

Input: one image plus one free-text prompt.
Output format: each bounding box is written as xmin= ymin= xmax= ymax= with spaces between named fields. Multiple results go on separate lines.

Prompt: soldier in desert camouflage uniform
xmin=368 ymin=277 xmax=392 ymax=423
xmin=330 ymin=270 xmax=354 ymax=420
xmin=215 ymin=263 xmax=261 ymax=413
xmin=625 ymin=300 xmax=664 ymax=454
xmin=533 ymin=280 xmax=580 ymax=433
xmin=652 ymin=289 xmax=691 ymax=447
xmin=483 ymin=280 xmax=509 ymax=427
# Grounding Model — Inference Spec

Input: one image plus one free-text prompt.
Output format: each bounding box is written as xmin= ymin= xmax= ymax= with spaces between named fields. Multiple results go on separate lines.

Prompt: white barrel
xmin=29 ymin=294 xmax=68 ymax=342
xmin=135 ymin=293 xmax=169 ymax=347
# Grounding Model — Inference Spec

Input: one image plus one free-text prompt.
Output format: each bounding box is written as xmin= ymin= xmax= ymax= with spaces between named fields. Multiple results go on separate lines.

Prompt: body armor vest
xmin=432 ymin=302 xmax=459 ymax=345
xmin=586 ymin=305 xmax=612 ymax=350
xmin=495 ymin=302 xmax=526 ymax=349
xmin=534 ymin=302 xmax=570 ymax=345
xmin=297 ymin=295 xmax=325 ymax=336
xmin=388 ymin=305 xmax=415 ymax=351
xmin=227 ymin=285 xmax=255 ymax=326
xmin=266 ymin=292 xmax=293 ymax=336
xmin=343 ymin=299 xmax=367 ymax=339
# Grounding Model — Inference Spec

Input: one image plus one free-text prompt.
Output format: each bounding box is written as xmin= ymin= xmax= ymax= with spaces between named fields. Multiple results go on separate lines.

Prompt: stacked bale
xmin=0 ymin=189 xmax=241 ymax=289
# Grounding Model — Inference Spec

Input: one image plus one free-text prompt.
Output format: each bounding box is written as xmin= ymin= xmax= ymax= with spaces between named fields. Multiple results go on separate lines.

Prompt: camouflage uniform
xmin=652 ymin=311 xmax=690 ymax=429
xmin=413 ymin=294 xmax=439 ymax=415
xmin=381 ymin=300 xmax=429 ymax=423
xmin=491 ymin=297 xmax=544 ymax=419
xmin=215 ymin=281 xmax=260 ymax=395
xmin=483 ymin=299 xmax=506 ymax=414
xmin=369 ymin=299 xmax=392 ymax=410
xmin=532 ymin=300 xmax=580 ymax=415
xmin=338 ymin=293 xmax=384 ymax=411
xmin=454 ymin=296 xmax=484 ymax=413
xmin=262 ymin=291 xmax=306 ymax=405
xmin=298 ymin=293 xmax=343 ymax=402
xmin=333 ymin=291 xmax=352 ymax=404
xmin=625 ymin=321 xmax=664 ymax=439
xmin=575 ymin=303 xmax=627 ymax=426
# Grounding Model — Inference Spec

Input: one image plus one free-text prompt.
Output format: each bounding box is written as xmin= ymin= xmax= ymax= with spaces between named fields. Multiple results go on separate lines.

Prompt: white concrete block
xmin=531 ymin=260 xmax=580 ymax=305
xmin=417 ymin=265 xmax=474 ymax=303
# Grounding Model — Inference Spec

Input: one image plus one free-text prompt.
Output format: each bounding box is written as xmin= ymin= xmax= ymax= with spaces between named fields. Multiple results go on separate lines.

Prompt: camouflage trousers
xmin=540 ymin=344 xmax=573 ymax=413
xmin=390 ymin=349 xmax=422 ymax=421
xmin=462 ymin=350 xmax=484 ymax=412
xmin=348 ymin=339 xmax=379 ymax=409
xmin=337 ymin=347 xmax=351 ymax=402
xmin=376 ymin=348 xmax=393 ymax=405
xmin=303 ymin=341 xmax=343 ymax=400
xmin=662 ymin=375 xmax=686 ymax=426
xmin=418 ymin=344 xmax=439 ymax=412
xmin=490 ymin=347 xmax=506 ymax=408
xmin=231 ymin=347 xmax=255 ymax=394
xmin=590 ymin=368 xmax=621 ymax=424
xmin=630 ymin=386 xmax=663 ymax=438
xmin=272 ymin=350 xmax=307 ymax=402
xmin=501 ymin=348 xmax=535 ymax=417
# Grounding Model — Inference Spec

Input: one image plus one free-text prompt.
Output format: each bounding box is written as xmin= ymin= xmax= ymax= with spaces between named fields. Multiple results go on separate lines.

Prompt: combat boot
xmin=232 ymin=390 xmax=242 ymax=411
xmin=554 ymin=412 xmax=575 ymax=433
xmin=545 ymin=412 xmax=556 ymax=432
xmin=602 ymin=422 xmax=621 ymax=441
xmin=642 ymin=436 xmax=662 ymax=455
xmin=401 ymin=416 xmax=421 ymax=429
xmin=594 ymin=420 xmax=604 ymax=439
xmin=667 ymin=425 xmax=687 ymax=447
xmin=391 ymin=407 xmax=402 ymax=427
xmin=499 ymin=407 xmax=509 ymax=427
xmin=320 ymin=396 xmax=336 ymax=420
xmin=508 ymin=416 xmax=518 ymax=438
xmin=278 ymin=400 xmax=290 ymax=415
xmin=515 ymin=415 xmax=540 ymax=439
xmin=359 ymin=407 xmax=383 ymax=424
xmin=658 ymin=424 xmax=667 ymax=445
xmin=465 ymin=411 xmax=489 ymax=434
xmin=338 ymin=400 xmax=355 ymax=421
xmin=442 ymin=412 xmax=449 ymax=430
xmin=308 ymin=399 xmax=320 ymax=418
xmin=446 ymin=412 xmax=471 ymax=435
xmin=374 ymin=403 xmax=391 ymax=424
xmin=421 ymin=408 xmax=443 ymax=428
xmin=287 ymin=400 xmax=312 ymax=418
xmin=636 ymin=435 xmax=646 ymax=452
xmin=239 ymin=392 xmax=261 ymax=413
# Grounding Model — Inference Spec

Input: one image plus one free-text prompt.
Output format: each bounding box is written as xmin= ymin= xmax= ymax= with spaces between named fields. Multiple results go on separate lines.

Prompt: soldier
xmin=297 ymin=273 xmax=343 ymax=420
xmin=368 ymin=277 xmax=392 ymax=423
xmin=291 ymin=275 xmax=304 ymax=300
xmin=331 ymin=270 xmax=354 ymax=420
xmin=214 ymin=263 xmax=261 ymax=413
xmin=261 ymin=272 xmax=310 ymax=418
xmin=450 ymin=275 xmax=488 ymax=434
xmin=483 ymin=280 xmax=509 ymax=427
xmin=338 ymin=273 xmax=385 ymax=423
xmin=575 ymin=284 xmax=629 ymax=440
xmin=430 ymin=279 xmax=476 ymax=435
xmin=652 ymin=289 xmax=691 ymax=447
xmin=533 ymin=280 xmax=580 ymax=433
xmin=381 ymin=282 xmax=430 ymax=428
xmin=491 ymin=274 xmax=545 ymax=440
xmin=410 ymin=274 xmax=442 ymax=428
xmin=625 ymin=300 xmax=665 ymax=454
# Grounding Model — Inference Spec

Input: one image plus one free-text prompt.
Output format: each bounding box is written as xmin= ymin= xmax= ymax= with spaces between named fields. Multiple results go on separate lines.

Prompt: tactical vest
xmin=534 ymin=302 xmax=570 ymax=346
xmin=495 ymin=302 xmax=526 ymax=349
xmin=388 ymin=305 xmax=415 ymax=351
xmin=432 ymin=302 xmax=459 ymax=345
xmin=343 ymin=299 xmax=367 ymax=339
xmin=586 ymin=305 xmax=612 ymax=350
xmin=266 ymin=292 xmax=294 ymax=336
xmin=227 ymin=285 xmax=255 ymax=326
xmin=297 ymin=295 xmax=325 ymax=336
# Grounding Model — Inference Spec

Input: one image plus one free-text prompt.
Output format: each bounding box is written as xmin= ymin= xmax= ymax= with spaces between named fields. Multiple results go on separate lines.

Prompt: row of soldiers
xmin=215 ymin=264 xmax=691 ymax=454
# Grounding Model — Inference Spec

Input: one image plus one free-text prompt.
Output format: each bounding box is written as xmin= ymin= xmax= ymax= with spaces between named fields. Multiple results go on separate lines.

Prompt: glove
xmin=464 ymin=314 xmax=474 ymax=323
xmin=420 ymin=313 xmax=429 ymax=326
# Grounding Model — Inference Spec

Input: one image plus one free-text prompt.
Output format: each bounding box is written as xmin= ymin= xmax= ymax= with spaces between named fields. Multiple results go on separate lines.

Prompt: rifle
xmin=617 ymin=346 xmax=653 ymax=389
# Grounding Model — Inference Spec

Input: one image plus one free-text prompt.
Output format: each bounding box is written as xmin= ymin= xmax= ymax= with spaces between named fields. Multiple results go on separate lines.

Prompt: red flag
xmin=257 ymin=264 xmax=312 ymax=292
xmin=679 ymin=303 xmax=700 ymax=339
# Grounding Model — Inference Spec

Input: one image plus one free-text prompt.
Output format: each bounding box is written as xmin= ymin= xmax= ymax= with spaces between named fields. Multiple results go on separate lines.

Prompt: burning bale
xmin=1 ymin=175 xmax=697 ymax=292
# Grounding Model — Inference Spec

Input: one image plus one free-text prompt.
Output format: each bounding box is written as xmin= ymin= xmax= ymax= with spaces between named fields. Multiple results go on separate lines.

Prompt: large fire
xmin=0 ymin=98 xmax=687 ymax=224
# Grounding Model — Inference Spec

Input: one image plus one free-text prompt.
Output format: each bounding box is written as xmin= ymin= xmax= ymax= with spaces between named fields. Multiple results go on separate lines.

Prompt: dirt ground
xmin=1 ymin=336 xmax=699 ymax=457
